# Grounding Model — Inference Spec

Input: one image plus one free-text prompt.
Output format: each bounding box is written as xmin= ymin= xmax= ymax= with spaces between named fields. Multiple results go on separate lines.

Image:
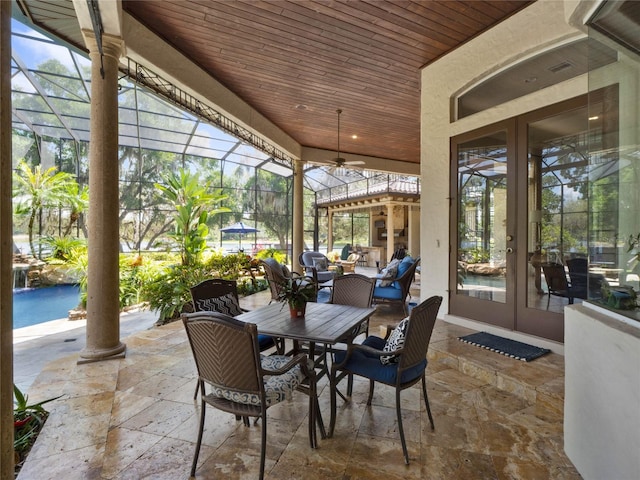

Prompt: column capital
xmin=81 ymin=29 xmax=125 ymax=60
xmin=292 ymin=157 xmax=304 ymax=174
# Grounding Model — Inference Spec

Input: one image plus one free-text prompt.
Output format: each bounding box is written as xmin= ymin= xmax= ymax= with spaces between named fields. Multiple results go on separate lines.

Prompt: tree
xmin=155 ymin=169 xmax=229 ymax=266
xmin=13 ymin=160 xmax=78 ymax=258
xmin=118 ymin=147 xmax=178 ymax=252
xmin=242 ymin=169 xmax=292 ymax=250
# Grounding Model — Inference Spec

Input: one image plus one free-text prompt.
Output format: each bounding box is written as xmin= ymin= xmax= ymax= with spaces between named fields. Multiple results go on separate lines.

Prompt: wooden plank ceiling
xmin=17 ymin=0 xmax=533 ymax=165
xmin=122 ymin=0 xmax=532 ymax=165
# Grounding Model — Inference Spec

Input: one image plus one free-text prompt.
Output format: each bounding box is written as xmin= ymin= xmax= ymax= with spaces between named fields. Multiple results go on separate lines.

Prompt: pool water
xmin=13 ymin=285 xmax=81 ymax=329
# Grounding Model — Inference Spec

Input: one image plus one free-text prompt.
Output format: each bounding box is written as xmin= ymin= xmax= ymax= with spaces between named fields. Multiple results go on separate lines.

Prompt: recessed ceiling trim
xmin=455 ymin=35 xmax=617 ymax=119
xmin=454 ymin=35 xmax=586 ymax=101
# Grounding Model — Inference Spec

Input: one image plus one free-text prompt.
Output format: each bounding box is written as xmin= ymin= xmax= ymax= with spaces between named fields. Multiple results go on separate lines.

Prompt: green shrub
xmin=254 ymin=247 xmax=287 ymax=263
xmin=140 ymin=263 xmax=213 ymax=323
xmin=237 ymin=277 xmax=268 ymax=296
xmin=205 ymin=250 xmax=250 ymax=278
xmin=41 ymin=235 xmax=86 ymax=262
xmin=462 ymin=248 xmax=490 ymax=264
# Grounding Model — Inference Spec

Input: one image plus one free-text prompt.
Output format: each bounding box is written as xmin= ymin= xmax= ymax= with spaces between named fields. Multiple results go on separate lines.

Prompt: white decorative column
xmin=327 ymin=209 xmax=333 ymax=253
xmin=408 ymin=205 xmax=420 ymax=257
xmin=386 ymin=205 xmax=395 ymax=262
xmin=79 ymin=32 xmax=126 ymax=362
xmin=292 ymin=158 xmax=304 ymax=273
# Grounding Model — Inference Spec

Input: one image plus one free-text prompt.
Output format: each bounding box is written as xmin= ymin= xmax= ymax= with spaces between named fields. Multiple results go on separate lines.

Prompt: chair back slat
xmin=331 ymin=274 xmax=374 ymax=308
xmin=183 ymin=312 xmax=261 ymax=394
xmin=399 ymin=295 xmax=442 ymax=369
xmin=542 ymin=263 xmax=569 ymax=291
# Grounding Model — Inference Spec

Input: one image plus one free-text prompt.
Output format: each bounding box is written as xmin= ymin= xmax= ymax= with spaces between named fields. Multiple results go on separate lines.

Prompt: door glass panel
xmin=457 ymin=132 xmax=508 ymax=302
xmin=527 ymin=108 xmax=589 ymax=313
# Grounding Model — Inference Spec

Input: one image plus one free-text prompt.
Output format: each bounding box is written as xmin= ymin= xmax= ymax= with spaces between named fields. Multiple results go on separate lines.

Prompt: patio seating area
xmin=18 ymin=270 xmax=579 ymax=479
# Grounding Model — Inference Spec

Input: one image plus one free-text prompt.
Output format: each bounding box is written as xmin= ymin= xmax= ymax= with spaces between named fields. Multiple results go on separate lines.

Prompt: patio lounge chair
xmin=337 ymin=253 xmax=359 ymax=273
xmin=372 ymin=256 xmax=420 ymax=315
xmin=299 ymin=251 xmax=337 ymax=285
xmin=541 ymin=262 xmax=586 ymax=309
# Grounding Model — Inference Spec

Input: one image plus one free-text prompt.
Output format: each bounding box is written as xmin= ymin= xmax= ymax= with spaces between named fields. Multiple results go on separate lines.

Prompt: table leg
xmin=305 ymin=341 xmax=327 ymax=438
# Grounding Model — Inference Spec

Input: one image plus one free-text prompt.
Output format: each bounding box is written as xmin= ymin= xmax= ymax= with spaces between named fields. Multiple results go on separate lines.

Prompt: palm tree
xmin=13 ymin=160 xmax=78 ymax=258
xmin=62 ymin=182 xmax=89 ymax=237
xmin=155 ymin=169 xmax=229 ymax=266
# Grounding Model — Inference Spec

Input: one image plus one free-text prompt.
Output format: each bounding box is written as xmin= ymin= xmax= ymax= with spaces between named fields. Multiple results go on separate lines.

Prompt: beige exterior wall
xmin=564 ymin=303 xmax=640 ymax=479
xmin=419 ymin=0 xmax=589 ymax=316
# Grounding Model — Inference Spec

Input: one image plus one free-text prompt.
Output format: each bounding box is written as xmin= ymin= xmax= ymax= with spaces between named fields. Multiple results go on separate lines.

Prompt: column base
xmin=78 ymin=342 xmax=126 ymax=364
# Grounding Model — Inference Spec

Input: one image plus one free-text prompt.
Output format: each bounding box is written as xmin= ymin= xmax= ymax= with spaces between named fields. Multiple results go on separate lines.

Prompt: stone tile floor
xmin=18 ymin=282 xmax=581 ymax=479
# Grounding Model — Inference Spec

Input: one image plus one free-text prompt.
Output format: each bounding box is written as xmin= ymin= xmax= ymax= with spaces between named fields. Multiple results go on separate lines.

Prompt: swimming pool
xmin=13 ymin=285 xmax=81 ymax=329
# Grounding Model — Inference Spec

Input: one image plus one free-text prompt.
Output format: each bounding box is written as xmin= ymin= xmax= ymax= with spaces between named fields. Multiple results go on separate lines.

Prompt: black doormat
xmin=458 ymin=331 xmax=551 ymax=362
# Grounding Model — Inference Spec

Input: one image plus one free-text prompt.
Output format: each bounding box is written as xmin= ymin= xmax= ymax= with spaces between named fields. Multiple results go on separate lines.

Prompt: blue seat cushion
xmin=258 ymin=334 xmax=276 ymax=350
xmin=373 ymin=284 xmax=403 ymax=299
xmin=334 ymin=336 xmax=426 ymax=385
xmin=363 ymin=335 xmax=386 ymax=350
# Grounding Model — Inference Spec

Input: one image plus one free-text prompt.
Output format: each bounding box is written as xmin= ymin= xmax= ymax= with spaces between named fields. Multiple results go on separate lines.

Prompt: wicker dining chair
xmin=260 ymin=258 xmax=317 ymax=303
xmin=182 ymin=311 xmax=318 ymax=479
xmin=189 ymin=278 xmax=282 ymax=399
xmin=330 ymin=273 xmax=375 ymax=335
xmin=329 ymin=273 xmax=375 ymax=398
xmin=189 ymin=278 xmax=283 ymax=357
xmin=329 ymin=295 xmax=443 ymax=464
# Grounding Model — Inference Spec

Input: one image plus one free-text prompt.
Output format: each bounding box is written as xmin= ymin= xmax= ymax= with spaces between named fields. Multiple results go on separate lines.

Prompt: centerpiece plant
xmin=276 ymin=275 xmax=316 ymax=318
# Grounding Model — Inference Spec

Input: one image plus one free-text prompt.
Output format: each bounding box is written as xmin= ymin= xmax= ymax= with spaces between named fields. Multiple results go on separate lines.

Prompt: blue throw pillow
xmin=396 ymin=256 xmax=413 ymax=277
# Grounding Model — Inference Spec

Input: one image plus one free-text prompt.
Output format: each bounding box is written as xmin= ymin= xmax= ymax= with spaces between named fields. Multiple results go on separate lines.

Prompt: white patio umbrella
xmin=220 ymin=221 xmax=259 ymax=251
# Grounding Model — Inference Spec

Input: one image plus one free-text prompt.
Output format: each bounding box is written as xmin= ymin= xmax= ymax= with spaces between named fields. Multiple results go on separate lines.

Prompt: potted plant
xmin=13 ymin=384 xmax=61 ymax=474
xmin=276 ymin=276 xmax=316 ymax=318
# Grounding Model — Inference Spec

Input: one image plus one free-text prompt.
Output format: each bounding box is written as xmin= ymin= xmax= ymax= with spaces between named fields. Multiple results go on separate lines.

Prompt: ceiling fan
xmin=327 ymin=109 xmax=365 ymax=172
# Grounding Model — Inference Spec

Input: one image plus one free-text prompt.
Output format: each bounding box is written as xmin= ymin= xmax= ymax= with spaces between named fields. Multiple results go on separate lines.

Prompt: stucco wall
xmin=419 ymin=0 xmax=588 ymax=314
xmin=564 ymin=303 xmax=640 ymax=479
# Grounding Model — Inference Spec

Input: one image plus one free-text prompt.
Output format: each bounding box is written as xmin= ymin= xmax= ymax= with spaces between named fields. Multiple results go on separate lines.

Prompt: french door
xmin=450 ymin=96 xmax=590 ymax=342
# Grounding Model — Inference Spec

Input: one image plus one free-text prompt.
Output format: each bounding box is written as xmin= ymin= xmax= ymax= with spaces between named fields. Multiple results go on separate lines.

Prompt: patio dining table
xmin=236 ymin=301 xmax=376 ymax=371
xmin=236 ymin=301 xmax=376 ymax=437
